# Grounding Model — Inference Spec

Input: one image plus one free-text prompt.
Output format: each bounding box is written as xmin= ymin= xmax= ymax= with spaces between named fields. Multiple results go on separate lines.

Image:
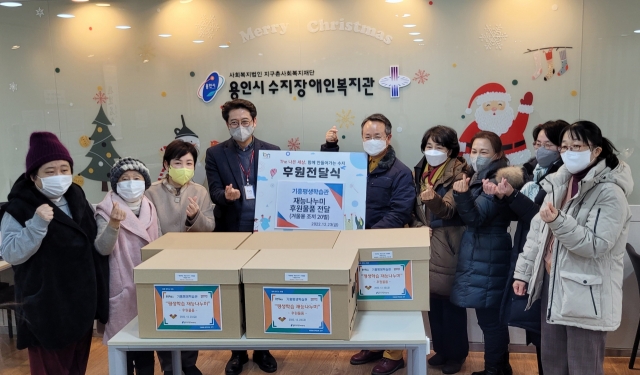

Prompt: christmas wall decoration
xmin=412 ymin=69 xmax=429 ymax=84
xmin=336 ymin=109 xmax=355 ymax=129
xmin=524 ymin=46 xmax=573 ymax=81
xmin=479 ymin=25 xmax=508 ymax=50
xmin=287 ymin=137 xmax=301 ymax=151
xmin=459 ymin=82 xmax=534 ymax=166
xmin=79 ymin=92 xmax=122 ymax=191
xmin=157 ymin=115 xmax=207 ymax=186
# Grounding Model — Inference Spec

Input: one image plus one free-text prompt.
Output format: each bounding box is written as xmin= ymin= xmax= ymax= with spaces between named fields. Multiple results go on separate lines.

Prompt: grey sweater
xmin=0 ymin=197 xmax=85 ymax=265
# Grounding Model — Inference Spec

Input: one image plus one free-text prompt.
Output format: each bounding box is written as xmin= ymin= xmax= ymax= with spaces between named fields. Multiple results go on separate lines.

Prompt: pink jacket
xmin=95 ymin=192 xmax=160 ymax=343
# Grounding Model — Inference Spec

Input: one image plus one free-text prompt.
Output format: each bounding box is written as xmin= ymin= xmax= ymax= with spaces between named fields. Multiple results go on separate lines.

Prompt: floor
xmin=0 ymin=335 xmax=637 ymax=375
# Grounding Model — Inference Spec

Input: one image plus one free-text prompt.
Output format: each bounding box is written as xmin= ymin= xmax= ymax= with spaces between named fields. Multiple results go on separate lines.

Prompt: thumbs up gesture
xmin=453 ymin=177 xmax=470 ymax=193
xmin=109 ymin=202 xmax=126 ymax=228
xmin=540 ymin=202 xmax=559 ymax=223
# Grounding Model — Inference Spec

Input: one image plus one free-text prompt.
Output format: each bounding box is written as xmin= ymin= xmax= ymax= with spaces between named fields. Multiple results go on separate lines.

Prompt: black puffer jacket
xmin=450 ymin=158 xmax=513 ymax=309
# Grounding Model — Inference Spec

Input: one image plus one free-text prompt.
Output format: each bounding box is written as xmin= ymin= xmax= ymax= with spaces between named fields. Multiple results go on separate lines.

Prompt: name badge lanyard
xmin=238 ymin=150 xmax=255 ymax=186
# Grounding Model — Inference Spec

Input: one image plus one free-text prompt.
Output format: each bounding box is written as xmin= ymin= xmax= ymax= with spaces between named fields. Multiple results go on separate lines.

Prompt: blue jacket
xmin=321 ymin=142 xmax=415 ymax=229
xmin=450 ymin=157 xmax=513 ymax=309
xmin=205 ymin=137 xmax=280 ymax=232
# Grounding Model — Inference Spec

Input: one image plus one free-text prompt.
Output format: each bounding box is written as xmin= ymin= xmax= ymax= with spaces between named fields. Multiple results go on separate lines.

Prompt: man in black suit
xmin=205 ymin=99 xmax=279 ymax=375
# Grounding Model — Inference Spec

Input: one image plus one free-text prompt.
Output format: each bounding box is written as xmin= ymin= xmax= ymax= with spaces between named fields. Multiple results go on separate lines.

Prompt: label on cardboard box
xmin=285 ymin=273 xmax=308 ymax=282
xmin=372 ymin=251 xmax=393 ymax=259
xmin=175 ymin=273 xmax=198 ymax=282
xmin=154 ymin=285 xmax=222 ymax=331
xmin=358 ymin=260 xmax=413 ymax=300
xmin=263 ymin=287 xmax=331 ymax=334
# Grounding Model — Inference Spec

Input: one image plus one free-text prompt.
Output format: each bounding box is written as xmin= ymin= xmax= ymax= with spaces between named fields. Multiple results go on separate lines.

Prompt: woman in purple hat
xmin=0 ymin=132 xmax=109 ymax=375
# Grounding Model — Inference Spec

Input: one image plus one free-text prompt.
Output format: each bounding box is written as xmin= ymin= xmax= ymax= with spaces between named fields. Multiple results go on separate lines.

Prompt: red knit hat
xmin=465 ymin=82 xmax=511 ymax=114
xmin=25 ymin=132 xmax=74 ymax=176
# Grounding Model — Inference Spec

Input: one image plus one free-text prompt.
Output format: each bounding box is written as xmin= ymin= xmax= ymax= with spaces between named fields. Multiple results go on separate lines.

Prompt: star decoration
xmin=479 ymin=24 xmax=508 ymax=50
xmin=9 ymin=82 xmax=17 ymax=92
xmin=412 ymin=69 xmax=429 ymax=84
xmin=93 ymin=91 xmax=108 ymax=104
xmin=287 ymin=137 xmax=301 ymax=151
xmin=196 ymin=15 xmax=219 ymax=39
xmin=336 ymin=109 xmax=355 ymax=129
xmin=36 ymin=8 xmax=44 ymax=17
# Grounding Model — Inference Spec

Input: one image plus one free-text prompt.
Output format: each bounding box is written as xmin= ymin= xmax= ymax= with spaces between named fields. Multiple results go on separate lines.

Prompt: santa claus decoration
xmin=459 ymin=82 xmax=534 ymax=166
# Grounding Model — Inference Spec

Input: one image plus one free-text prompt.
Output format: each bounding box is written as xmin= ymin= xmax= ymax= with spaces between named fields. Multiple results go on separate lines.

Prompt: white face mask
xmin=230 ymin=125 xmax=255 ymax=142
xmin=362 ymin=140 xmax=387 ymax=156
xmin=117 ymin=180 xmax=146 ymax=203
xmin=37 ymin=175 xmax=73 ymax=199
xmin=561 ymin=150 xmax=593 ymax=174
xmin=424 ymin=150 xmax=448 ymax=167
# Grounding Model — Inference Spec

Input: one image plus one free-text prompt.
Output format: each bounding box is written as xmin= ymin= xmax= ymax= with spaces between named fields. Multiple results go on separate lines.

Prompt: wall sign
xmin=255 ymin=151 xmax=367 ymax=231
xmin=307 ymin=18 xmax=392 ymax=44
xmin=240 ymin=23 xmax=289 ymax=43
xmin=197 ymin=71 xmax=225 ymax=103
xmin=358 ymin=260 xmax=413 ymax=301
xmin=379 ymin=65 xmax=411 ymax=98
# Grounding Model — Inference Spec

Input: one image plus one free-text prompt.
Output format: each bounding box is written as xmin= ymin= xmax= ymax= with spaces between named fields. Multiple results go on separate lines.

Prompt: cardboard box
xmin=135 ymin=249 xmax=259 ymax=339
xmin=236 ymin=230 xmax=340 ymax=250
xmin=333 ymin=228 xmax=430 ymax=311
xmin=242 ymin=248 xmax=359 ymax=340
xmin=141 ymin=232 xmax=252 ymax=261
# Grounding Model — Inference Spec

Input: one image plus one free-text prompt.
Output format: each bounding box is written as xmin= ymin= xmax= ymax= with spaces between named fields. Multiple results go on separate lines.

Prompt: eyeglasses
xmin=534 ymin=141 xmax=558 ymax=150
xmin=228 ymin=120 xmax=253 ymax=128
xmin=560 ymin=144 xmax=591 ymax=153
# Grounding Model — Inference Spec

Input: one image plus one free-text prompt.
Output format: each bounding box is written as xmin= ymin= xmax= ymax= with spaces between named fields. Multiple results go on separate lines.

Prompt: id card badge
xmin=244 ymin=185 xmax=256 ymax=200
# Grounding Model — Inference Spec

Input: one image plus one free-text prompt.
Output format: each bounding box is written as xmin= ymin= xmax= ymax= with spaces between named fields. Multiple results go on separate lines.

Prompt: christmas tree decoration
xmin=9 ymin=82 xmax=17 ymax=92
xmin=93 ymin=90 xmax=108 ymax=104
xmin=544 ymin=49 xmax=555 ymax=81
xmin=36 ymin=7 xmax=44 ymax=17
xmin=79 ymin=103 xmax=122 ymax=191
xmin=79 ymin=135 xmax=91 ymax=147
xmin=571 ymin=90 xmax=578 ymax=97
xmin=73 ymin=175 xmax=85 ymax=187
xmin=557 ymin=49 xmax=569 ymax=76
xmin=532 ymin=51 xmax=543 ymax=80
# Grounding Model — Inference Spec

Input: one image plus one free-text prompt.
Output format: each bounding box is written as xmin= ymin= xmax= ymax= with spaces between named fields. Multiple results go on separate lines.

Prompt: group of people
xmin=0 ymin=98 xmax=633 ymax=375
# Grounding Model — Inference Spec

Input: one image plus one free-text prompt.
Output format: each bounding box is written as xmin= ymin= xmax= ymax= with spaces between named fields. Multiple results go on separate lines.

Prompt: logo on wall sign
xmin=197 ymin=71 xmax=225 ymax=103
xmin=378 ymin=65 xmax=410 ymax=98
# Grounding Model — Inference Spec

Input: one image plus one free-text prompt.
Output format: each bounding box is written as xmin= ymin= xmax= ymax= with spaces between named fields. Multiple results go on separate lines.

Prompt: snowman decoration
xmin=158 ymin=115 xmax=207 ymax=186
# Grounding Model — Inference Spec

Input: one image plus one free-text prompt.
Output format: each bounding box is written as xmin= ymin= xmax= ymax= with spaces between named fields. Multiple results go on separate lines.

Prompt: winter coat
xmin=412 ymin=157 xmax=469 ymax=296
xmin=0 ymin=175 xmax=109 ymax=350
xmin=95 ymin=193 xmax=160 ymax=343
xmin=514 ymin=160 xmax=633 ymax=331
xmin=321 ymin=143 xmax=415 ymax=229
xmin=450 ymin=157 xmax=514 ymax=309
xmin=499 ymin=159 xmax=562 ymax=335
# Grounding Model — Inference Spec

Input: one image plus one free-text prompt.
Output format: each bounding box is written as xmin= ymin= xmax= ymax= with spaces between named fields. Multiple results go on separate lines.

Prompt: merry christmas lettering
xmin=307 ymin=18 xmax=393 ymax=45
xmin=240 ymin=23 xmax=289 ymax=43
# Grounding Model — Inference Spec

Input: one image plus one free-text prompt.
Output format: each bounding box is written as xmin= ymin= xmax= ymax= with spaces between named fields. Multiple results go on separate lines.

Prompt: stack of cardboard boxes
xmin=134 ymin=229 xmax=429 ymax=341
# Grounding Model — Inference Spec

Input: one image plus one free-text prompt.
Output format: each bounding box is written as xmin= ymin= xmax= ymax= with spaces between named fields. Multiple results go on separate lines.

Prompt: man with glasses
xmin=205 ymin=98 xmax=279 ymax=375
xmin=322 ymin=114 xmax=415 ymax=375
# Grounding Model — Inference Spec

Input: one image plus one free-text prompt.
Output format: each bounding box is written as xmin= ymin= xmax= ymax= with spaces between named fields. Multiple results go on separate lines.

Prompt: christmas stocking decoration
xmin=557 ymin=49 xmax=569 ymax=76
xmin=532 ymin=51 xmax=543 ymax=80
xmin=543 ymin=49 xmax=555 ymax=81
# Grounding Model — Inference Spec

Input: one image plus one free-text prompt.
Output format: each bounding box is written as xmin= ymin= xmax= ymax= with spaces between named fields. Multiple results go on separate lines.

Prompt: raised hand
xmin=186 ymin=196 xmax=200 ymax=219
xmin=35 ymin=204 xmax=54 ymax=222
xmin=109 ymin=202 xmax=126 ymax=228
xmin=540 ymin=202 xmax=559 ymax=223
xmin=224 ymin=184 xmax=241 ymax=201
xmin=482 ymin=179 xmax=499 ymax=195
xmin=497 ymin=178 xmax=515 ymax=197
xmin=325 ymin=126 xmax=338 ymax=143
xmin=453 ymin=177 xmax=470 ymax=193
xmin=420 ymin=183 xmax=435 ymax=202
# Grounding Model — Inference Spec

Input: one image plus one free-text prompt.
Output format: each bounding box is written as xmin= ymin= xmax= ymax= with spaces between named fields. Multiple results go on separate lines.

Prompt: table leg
xmin=408 ymin=344 xmax=428 ymax=375
xmin=172 ymin=350 xmax=182 ymax=374
xmin=108 ymin=347 xmax=127 ymax=375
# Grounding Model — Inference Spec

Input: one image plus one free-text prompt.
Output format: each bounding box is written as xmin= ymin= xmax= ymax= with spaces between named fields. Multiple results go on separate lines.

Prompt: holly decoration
xmin=79 ymin=95 xmax=121 ymax=191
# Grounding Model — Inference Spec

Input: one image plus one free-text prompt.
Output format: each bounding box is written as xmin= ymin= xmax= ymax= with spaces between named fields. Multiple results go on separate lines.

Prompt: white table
xmin=108 ymin=311 xmax=429 ymax=375
xmin=0 ymin=261 xmax=11 ymax=272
